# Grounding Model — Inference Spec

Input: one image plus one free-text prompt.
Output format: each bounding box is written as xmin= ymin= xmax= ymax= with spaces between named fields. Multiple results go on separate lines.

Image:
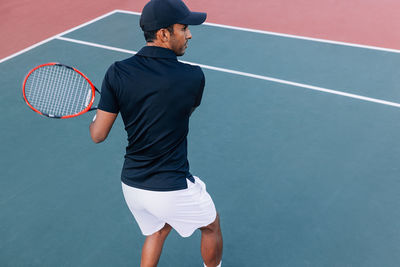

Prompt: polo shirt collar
xmin=137 ymin=46 xmax=177 ymax=60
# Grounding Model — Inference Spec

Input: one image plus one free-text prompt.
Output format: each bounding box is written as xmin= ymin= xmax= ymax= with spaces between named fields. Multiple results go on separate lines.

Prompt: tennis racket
xmin=22 ymin=62 xmax=100 ymax=119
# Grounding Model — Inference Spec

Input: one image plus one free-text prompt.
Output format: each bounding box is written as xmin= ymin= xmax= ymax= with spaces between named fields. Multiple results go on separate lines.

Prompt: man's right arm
xmin=89 ymin=109 xmax=118 ymax=143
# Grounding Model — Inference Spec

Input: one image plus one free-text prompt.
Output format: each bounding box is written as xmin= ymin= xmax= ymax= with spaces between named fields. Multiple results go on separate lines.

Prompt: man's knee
xmin=200 ymin=213 xmax=220 ymax=233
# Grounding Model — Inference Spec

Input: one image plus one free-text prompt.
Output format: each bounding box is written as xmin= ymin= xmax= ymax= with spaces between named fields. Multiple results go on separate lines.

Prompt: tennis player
xmin=89 ymin=0 xmax=222 ymax=266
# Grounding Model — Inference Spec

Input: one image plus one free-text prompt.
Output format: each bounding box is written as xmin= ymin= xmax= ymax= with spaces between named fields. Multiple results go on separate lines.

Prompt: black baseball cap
xmin=140 ymin=0 xmax=207 ymax=31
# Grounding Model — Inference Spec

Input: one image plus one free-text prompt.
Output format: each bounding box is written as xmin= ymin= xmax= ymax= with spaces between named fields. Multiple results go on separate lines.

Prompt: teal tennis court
xmin=1 ymin=11 xmax=400 ymax=267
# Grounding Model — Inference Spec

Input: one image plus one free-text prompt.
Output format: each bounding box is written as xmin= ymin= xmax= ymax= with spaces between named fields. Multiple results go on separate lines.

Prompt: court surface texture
xmin=1 ymin=10 xmax=400 ymax=267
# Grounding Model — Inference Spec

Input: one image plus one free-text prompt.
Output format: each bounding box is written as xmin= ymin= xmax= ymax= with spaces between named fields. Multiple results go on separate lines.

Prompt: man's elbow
xmin=89 ymin=125 xmax=107 ymax=143
xmin=91 ymin=135 xmax=105 ymax=143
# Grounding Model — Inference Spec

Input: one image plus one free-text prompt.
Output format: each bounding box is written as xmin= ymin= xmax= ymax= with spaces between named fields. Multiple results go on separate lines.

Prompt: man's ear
xmin=158 ymin=28 xmax=170 ymax=42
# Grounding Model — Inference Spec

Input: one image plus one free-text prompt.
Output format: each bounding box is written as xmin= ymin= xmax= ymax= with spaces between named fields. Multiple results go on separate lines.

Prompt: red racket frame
xmin=22 ymin=62 xmax=97 ymax=119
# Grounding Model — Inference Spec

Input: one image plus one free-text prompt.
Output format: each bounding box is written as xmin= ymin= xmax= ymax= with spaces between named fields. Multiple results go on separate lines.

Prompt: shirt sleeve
xmin=194 ymin=68 xmax=205 ymax=107
xmin=98 ymin=64 xmax=120 ymax=113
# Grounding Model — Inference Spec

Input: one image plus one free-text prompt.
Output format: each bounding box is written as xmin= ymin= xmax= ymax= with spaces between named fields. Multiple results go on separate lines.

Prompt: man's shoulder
xmin=111 ymin=56 xmax=137 ymax=69
xmin=176 ymin=61 xmax=204 ymax=77
xmin=177 ymin=60 xmax=201 ymax=70
xmin=104 ymin=56 xmax=138 ymax=77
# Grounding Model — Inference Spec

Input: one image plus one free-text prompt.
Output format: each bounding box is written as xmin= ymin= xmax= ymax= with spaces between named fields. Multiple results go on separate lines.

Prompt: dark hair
xmin=143 ymin=25 xmax=174 ymax=42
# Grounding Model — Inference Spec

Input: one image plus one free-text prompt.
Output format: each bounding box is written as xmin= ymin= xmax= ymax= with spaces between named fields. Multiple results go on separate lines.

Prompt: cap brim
xmin=178 ymin=12 xmax=207 ymax=26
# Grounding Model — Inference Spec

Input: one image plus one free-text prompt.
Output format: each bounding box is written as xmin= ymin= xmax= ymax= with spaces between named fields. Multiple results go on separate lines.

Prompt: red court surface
xmin=1 ymin=0 xmax=400 ymax=60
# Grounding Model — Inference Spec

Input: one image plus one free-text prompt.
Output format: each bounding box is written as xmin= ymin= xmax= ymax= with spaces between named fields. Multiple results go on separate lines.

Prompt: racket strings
xmin=24 ymin=65 xmax=93 ymax=117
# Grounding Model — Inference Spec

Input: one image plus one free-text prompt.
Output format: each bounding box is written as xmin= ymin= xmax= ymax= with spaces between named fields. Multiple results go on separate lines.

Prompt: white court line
xmin=115 ymin=9 xmax=400 ymax=54
xmin=56 ymin=36 xmax=400 ymax=108
xmin=57 ymin=37 xmax=138 ymax=55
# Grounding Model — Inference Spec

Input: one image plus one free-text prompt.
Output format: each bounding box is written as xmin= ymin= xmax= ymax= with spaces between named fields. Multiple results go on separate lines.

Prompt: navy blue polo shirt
xmin=98 ymin=46 xmax=205 ymax=191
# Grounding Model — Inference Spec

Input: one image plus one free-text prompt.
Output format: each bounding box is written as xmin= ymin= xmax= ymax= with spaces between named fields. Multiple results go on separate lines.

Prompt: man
xmin=89 ymin=0 xmax=223 ymax=266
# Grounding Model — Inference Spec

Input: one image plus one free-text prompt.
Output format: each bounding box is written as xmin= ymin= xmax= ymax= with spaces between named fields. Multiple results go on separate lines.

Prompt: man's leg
xmin=200 ymin=214 xmax=223 ymax=267
xmin=141 ymin=223 xmax=172 ymax=267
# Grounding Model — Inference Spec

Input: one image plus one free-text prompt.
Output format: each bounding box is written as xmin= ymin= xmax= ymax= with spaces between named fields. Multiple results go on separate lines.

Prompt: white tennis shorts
xmin=122 ymin=176 xmax=217 ymax=237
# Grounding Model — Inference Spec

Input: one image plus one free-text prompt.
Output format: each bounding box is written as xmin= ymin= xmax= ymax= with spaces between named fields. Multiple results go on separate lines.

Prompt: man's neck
xmin=146 ymin=41 xmax=170 ymax=50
